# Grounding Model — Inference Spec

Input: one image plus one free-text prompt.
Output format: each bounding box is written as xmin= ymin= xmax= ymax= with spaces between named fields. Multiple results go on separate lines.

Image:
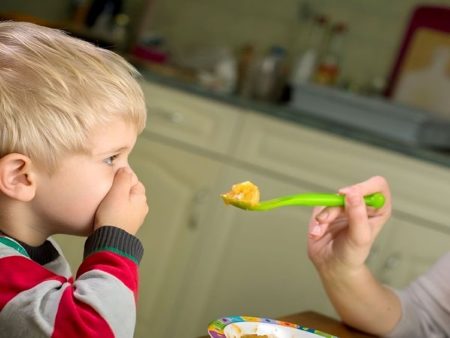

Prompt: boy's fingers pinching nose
xmin=109 ymin=168 xmax=133 ymax=194
xmin=130 ymin=181 xmax=146 ymax=196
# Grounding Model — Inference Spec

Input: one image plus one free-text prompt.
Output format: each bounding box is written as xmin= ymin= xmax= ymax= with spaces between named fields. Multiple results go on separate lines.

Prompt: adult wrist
xmin=316 ymin=259 xmax=367 ymax=285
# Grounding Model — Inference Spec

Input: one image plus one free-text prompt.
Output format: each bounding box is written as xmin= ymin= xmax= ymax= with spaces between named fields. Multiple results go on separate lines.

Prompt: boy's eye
xmin=104 ymin=155 xmax=119 ymax=166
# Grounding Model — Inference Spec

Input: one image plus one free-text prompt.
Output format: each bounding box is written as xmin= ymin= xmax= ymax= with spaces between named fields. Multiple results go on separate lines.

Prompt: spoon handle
xmin=253 ymin=192 xmax=385 ymax=211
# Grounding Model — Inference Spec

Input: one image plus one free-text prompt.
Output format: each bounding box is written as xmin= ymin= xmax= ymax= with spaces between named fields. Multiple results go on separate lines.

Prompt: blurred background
xmin=3 ymin=2 xmax=450 ymax=338
xmin=2 ymin=0 xmax=450 ymax=148
xmin=1 ymin=0 xmax=449 ymax=102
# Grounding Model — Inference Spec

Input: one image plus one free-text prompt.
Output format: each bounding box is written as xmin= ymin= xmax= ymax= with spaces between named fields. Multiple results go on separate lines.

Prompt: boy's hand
xmin=94 ymin=168 xmax=149 ymax=235
xmin=307 ymin=176 xmax=392 ymax=274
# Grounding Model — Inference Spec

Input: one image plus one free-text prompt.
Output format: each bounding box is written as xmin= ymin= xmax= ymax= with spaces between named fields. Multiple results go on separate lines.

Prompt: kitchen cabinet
xmin=232 ymin=111 xmax=450 ymax=228
xmin=231 ymin=111 xmax=450 ymax=287
xmin=134 ymin=81 xmax=244 ymax=338
xmin=141 ymin=80 xmax=242 ymax=155
xmin=131 ymin=135 xmax=224 ymax=338
xmin=173 ymin=109 xmax=450 ymax=337
xmin=368 ymin=215 xmax=450 ymax=288
xmin=55 ymin=80 xmax=450 ymax=338
xmin=170 ymin=167 xmax=335 ymax=338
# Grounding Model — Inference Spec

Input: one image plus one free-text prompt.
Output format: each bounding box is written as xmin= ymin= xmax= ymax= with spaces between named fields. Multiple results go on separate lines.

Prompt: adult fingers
xmin=315 ymin=206 xmax=344 ymax=224
xmin=340 ymin=176 xmax=391 ymax=213
xmin=342 ymin=186 xmax=372 ymax=246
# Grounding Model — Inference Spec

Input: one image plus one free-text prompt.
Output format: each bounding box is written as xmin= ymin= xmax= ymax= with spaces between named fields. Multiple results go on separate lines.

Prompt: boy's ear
xmin=0 ymin=153 xmax=37 ymax=202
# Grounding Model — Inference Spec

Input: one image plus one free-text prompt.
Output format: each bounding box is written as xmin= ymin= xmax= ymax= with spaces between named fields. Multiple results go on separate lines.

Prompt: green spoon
xmin=221 ymin=192 xmax=385 ymax=211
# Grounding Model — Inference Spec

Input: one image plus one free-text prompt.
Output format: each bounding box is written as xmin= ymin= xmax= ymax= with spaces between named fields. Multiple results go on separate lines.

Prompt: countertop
xmin=134 ymin=61 xmax=450 ymax=169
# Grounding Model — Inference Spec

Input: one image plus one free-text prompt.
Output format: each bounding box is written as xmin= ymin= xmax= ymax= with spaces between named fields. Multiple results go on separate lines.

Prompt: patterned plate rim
xmin=207 ymin=316 xmax=338 ymax=338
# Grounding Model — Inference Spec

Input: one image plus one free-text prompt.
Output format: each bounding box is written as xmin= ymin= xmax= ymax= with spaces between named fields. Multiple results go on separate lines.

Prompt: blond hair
xmin=0 ymin=21 xmax=146 ymax=172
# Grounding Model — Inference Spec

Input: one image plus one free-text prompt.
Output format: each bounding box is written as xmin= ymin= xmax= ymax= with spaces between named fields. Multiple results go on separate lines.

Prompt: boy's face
xmin=31 ymin=119 xmax=139 ymax=237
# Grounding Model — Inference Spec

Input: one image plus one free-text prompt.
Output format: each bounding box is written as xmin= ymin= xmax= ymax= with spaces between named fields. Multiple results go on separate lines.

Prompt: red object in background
xmin=384 ymin=5 xmax=450 ymax=97
xmin=132 ymin=45 xmax=168 ymax=64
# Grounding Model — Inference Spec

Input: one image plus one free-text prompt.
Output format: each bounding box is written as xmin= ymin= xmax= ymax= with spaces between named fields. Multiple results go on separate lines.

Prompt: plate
xmin=208 ymin=316 xmax=338 ymax=338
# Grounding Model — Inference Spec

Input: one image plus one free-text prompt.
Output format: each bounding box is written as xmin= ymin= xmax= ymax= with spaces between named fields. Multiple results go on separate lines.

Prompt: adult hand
xmin=307 ymin=176 xmax=392 ymax=273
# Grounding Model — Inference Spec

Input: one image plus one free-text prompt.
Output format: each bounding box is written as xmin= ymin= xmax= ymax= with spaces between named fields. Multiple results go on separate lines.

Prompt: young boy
xmin=308 ymin=176 xmax=450 ymax=337
xmin=0 ymin=21 xmax=148 ymax=337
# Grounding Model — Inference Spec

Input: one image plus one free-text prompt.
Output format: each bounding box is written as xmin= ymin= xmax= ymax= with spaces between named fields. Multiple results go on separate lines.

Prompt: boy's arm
xmin=307 ymin=176 xmax=401 ymax=335
xmin=0 ymin=227 xmax=143 ymax=338
xmin=71 ymin=225 xmax=144 ymax=337
xmin=66 ymin=166 xmax=148 ymax=337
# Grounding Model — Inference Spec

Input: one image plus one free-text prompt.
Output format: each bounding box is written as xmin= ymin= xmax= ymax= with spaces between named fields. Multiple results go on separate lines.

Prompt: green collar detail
xmin=0 ymin=236 xmax=30 ymax=258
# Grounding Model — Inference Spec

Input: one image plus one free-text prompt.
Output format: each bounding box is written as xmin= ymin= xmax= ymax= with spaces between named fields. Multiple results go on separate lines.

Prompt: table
xmin=199 ymin=311 xmax=377 ymax=337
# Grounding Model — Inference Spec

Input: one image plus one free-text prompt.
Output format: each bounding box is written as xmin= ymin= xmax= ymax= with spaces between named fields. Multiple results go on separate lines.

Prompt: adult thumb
xmin=344 ymin=188 xmax=370 ymax=245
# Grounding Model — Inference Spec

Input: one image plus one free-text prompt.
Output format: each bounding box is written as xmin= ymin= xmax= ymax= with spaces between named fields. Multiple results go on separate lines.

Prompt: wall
xmin=0 ymin=0 xmax=71 ymax=22
xmin=0 ymin=0 xmax=145 ymax=45
xmin=146 ymin=0 xmax=450 ymax=88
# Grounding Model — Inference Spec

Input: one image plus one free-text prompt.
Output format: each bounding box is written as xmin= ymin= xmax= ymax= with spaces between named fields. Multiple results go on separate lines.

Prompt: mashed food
xmin=221 ymin=181 xmax=260 ymax=207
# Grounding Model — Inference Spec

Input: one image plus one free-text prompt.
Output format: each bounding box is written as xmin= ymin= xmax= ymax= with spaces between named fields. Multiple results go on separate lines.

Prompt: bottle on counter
xmin=236 ymin=43 xmax=256 ymax=97
xmin=313 ymin=22 xmax=348 ymax=86
xmin=251 ymin=45 xmax=288 ymax=102
xmin=196 ymin=47 xmax=238 ymax=95
xmin=290 ymin=15 xmax=329 ymax=86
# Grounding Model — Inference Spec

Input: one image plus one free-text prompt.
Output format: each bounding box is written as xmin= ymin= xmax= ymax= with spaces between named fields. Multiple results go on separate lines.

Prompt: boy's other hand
xmin=94 ymin=167 xmax=149 ymax=235
xmin=307 ymin=176 xmax=392 ymax=274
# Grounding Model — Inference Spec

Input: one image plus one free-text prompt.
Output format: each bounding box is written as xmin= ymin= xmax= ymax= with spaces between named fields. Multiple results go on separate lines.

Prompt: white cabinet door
xmin=139 ymin=80 xmax=242 ymax=155
xmin=53 ymin=83 xmax=450 ymax=338
xmin=172 ymin=166 xmax=337 ymax=338
xmin=233 ymin=111 xmax=450 ymax=228
xmin=368 ymin=215 xmax=450 ymax=288
xmin=129 ymin=135 xmax=223 ymax=338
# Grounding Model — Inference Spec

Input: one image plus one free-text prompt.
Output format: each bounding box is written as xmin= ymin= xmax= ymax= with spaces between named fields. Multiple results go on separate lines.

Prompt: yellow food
xmin=241 ymin=335 xmax=269 ymax=338
xmin=221 ymin=181 xmax=260 ymax=207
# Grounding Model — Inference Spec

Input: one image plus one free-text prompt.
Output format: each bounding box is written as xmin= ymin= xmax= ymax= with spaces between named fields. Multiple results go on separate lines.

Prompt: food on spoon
xmin=221 ymin=181 xmax=260 ymax=208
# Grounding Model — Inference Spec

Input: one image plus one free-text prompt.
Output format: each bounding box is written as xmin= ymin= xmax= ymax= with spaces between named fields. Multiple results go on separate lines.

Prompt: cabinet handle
xmin=378 ymin=252 xmax=402 ymax=285
xmin=383 ymin=253 xmax=401 ymax=271
xmin=188 ymin=189 xmax=209 ymax=230
xmin=149 ymin=106 xmax=185 ymax=124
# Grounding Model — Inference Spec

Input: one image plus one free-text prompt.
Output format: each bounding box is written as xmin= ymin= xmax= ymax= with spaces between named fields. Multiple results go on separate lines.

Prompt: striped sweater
xmin=0 ymin=226 xmax=144 ymax=338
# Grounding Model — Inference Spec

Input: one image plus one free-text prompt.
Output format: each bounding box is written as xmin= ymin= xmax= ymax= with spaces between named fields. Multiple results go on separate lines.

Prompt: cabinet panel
xmin=369 ymin=216 xmax=450 ymax=288
xmin=140 ymin=81 xmax=242 ymax=154
xmin=171 ymin=167 xmax=336 ymax=338
xmin=234 ymin=111 xmax=450 ymax=228
xmin=55 ymin=83 xmax=450 ymax=338
xmin=130 ymin=135 xmax=223 ymax=338
xmin=52 ymin=235 xmax=84 ymax=273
